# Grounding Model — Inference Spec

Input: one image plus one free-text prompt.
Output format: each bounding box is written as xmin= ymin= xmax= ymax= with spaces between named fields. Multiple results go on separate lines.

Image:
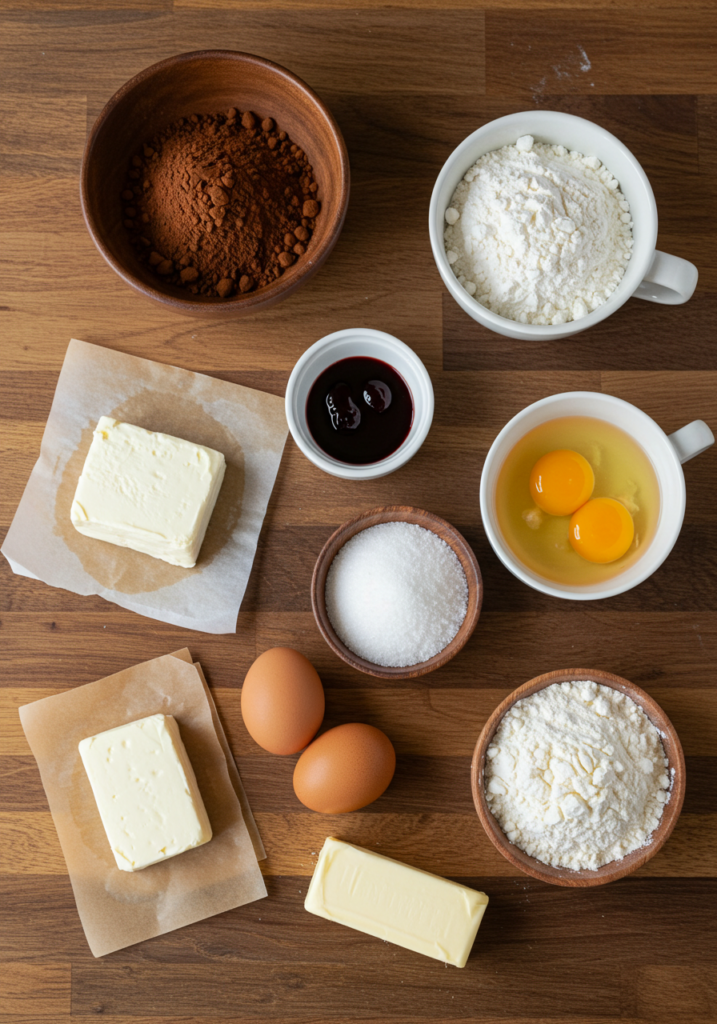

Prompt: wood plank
xmin=3 ymin=873 xmax=715 ymax=969
xmin=443 ymin=293 xmax=717 ymax=371
xmin=4 ymin=604 xmax=716 ymax=690
xmin=69 ymin=960 xmax=622 ymax=1018
xmin=4 ymin=680 xmax=717 ymax=757
xmin=0 ymin=96 xmax=86 ymax=178
xmin=0 ymin=963 xmax=70 ymax=1016
xmin=633 ymin=966 xmax=717 ymax=1020
xmin=2 ymin=809 xmax=714 ymax=878
xmin=485 ymin=11 xmax=717 ymax=96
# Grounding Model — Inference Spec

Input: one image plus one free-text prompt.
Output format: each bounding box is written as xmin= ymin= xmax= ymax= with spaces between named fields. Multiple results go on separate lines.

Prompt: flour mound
xmin=444 ymin=136 xmax=634 ymax=325
xmin=484 ymin=680 xmax=671 ymax=871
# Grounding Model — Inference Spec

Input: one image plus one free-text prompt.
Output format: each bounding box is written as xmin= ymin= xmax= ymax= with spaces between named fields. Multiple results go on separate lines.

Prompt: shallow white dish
xmin=285 ymin=328 xmax=434 ymax=480
xmin=428 ymin=110 xmax=698 ymax=341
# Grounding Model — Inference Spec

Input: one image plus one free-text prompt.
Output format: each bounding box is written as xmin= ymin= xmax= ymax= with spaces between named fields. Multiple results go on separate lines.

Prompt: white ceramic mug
xmin=429 ymin=111 xmax=699 ymax=341
xmin=479 ymin=392 xmax=714 ymax=600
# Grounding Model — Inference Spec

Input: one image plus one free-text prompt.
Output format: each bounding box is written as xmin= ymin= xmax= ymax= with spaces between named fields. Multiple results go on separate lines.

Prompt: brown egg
xmin=241 ymin=647 xmax=324 ymax=755
xmin=293 ymin=723 xmax=396 ymax=813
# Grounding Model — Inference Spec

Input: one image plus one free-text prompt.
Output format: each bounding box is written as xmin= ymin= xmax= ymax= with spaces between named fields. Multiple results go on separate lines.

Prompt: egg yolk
xmin=529 ymin=450 xmax=595 ymax=516
xmin=569 ymin=497 xmax=635 ymax=563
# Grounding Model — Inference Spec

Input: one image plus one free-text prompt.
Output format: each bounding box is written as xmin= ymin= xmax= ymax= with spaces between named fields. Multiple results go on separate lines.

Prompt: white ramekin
xmin=285 ymin=328 xmax=434 ymax=480
xmin=429 ymin=110 xmax=699 ymax=341
xmin=479 ymin=391 xmax=714 ymax=600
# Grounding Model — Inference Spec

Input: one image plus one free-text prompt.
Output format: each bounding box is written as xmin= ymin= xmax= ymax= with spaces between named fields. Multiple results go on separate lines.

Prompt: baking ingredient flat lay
xmin=495 ymin=416 xmax=659 ymax=584
xmin=293 ymin=723 xmax=396 ymax=813
xmin=71 ymin=416 xmax=226 ymax=568
xmin=444 ymin=135 xmax=633 ymax=325
xmin=325 ymin=522 xmax=468 ymax=667
xmin=79 ymin=713 xmax=212 ymax=871
xmin=305 ymin=837 xmax=489 ymax=967
xmin=123 ymin=108 xmax=321 ymax=297
xmin=241 ymin=647 xmax=325 ymax=755
xmin=484 ymin=680 xmax=671 ymax=870
xmin=306 ymin=356 xmax=414 ymax=464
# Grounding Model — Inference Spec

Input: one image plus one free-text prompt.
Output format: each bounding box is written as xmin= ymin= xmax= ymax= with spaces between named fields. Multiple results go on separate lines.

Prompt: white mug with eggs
xmin=479 ymin=392 xmax=714 ymax=600
xmin=429 ymin=110 xmax=699 ymax=341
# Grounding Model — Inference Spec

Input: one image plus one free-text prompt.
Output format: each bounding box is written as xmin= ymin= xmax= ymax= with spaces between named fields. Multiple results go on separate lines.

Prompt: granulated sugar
xmin=325 ymin=522 xmax=468 ymax=668
xmin=484 ymin=680 xmax=671 ymax=870
xmin=444 ymin=135 xmax=633 ymax=325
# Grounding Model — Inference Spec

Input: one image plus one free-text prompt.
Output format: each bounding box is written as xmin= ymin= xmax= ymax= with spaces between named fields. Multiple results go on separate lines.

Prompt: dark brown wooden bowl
xmin=471 ymin=668 xmax=686 ymax=887
xmin=80 ymin=50 xmax=350 ymax=318
xmin=311 ymin=506 xmax=483 ymax=680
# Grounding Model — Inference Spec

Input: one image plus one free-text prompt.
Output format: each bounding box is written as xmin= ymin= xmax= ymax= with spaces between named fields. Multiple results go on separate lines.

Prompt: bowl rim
xmin=477 ymin=390 xmax=687 ymax=601
xmin=470 ymin=667 xmax=686 ymax=887
xmin=428 ymin=109 xmax=657 ymax=340
xmin=285 ymin=327 xmax=435 ymax=480
xmin=79 ymin=48 xmax=350 ymax=314
xmin=311 ymin=505 xmax=483 ymax=679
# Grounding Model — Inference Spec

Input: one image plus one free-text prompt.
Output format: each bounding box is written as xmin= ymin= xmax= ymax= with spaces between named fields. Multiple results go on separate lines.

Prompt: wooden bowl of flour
xmin=471 ymin=668 xmax=686 ymax=887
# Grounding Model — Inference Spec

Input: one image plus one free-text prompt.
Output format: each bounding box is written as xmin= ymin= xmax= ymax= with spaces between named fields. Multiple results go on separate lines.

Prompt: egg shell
xmin=293 ymin=722 xmax=396 ymax=813
xmin=241 ymin=647 xmax=325 ymax=755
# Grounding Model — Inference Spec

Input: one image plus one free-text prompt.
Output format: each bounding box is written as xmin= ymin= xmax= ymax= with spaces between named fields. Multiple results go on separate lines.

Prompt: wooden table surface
xmin=2 ymin=2 xmax=716 ymax=1022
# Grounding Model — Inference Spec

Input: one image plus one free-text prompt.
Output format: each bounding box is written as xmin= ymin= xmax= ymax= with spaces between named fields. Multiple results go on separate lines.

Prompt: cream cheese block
xmin=79 ymin=713 xmax=212 ymax=872
xmin=305 ymin=837 xmax=489 ymax=967
xmin=71 ymin=416 xmax=226 ymax=568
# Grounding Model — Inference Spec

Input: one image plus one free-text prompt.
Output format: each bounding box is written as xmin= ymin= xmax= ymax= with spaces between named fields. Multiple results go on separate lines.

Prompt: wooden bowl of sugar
xmin=471 ymin=668 xmax=686 ymax=887
xmin=311 ymin=506 xmax=483 ymax=680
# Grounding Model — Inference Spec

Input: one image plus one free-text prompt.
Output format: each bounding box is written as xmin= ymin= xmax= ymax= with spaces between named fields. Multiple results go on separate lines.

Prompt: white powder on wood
xmin=484 ymin=680 xmax=671 ymax=870
xmin=444 ymin=135 xmax=633 ymax=325
xmin=325 ymin=522 xmax=468 ymax=668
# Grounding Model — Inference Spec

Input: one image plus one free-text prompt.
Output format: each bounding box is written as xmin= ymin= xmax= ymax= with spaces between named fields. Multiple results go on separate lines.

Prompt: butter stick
xmin=79 ymin=714 xmax=212 ymax=872
xmin=304 ymin=837 xmax=488 ymax=967
xmin=71 ymin=417 xmax=226 ymax=568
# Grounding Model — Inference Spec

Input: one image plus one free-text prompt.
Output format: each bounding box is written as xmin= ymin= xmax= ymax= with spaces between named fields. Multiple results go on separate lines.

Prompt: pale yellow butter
xmin=71 ymin=417 xmax=226 ymax=568
xmin=79 ymin=714 xmax=212 ymax=872
xmin=304 ymin=837 xmax=489 ymax=968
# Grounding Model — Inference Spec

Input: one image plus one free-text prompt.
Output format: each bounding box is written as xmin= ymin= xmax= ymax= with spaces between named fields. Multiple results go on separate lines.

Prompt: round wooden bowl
xmin=311 ymin=506 xmax=483 ymax=680
xmin=80 ymin=50 xmax=350 ymax=318
xmin=471 ymin=668 xmax=686 ymax=886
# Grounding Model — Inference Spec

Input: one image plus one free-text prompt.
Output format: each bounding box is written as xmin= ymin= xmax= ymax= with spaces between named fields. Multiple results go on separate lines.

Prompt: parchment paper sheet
xmin=19 ymin=650 xmax=267 ymax=957
xmin=2 ymin=339 xmax=288 ymax=633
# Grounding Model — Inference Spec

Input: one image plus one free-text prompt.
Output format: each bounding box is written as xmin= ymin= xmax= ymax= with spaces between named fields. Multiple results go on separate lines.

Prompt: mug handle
xmin=668 ymin=421 xmax=715 ymax=464
xmin=633 ymin=251 xmax=699 ymax=305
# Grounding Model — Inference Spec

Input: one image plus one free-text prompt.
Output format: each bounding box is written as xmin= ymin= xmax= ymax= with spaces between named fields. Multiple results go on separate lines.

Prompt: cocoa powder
xmin=121 ymin=108 xmax=322 ymax=298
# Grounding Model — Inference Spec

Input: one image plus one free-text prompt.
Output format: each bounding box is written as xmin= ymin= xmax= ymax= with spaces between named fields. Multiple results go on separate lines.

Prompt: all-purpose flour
xmin=484 ymin=680 xmax=671 ymax=870
xmin=444 ymin=135 xmax=633 ymax=325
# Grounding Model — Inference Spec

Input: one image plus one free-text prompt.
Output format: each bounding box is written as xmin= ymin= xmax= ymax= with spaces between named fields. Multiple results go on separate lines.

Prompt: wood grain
xmin=2 ymin=3 xmax=716 ymax=1022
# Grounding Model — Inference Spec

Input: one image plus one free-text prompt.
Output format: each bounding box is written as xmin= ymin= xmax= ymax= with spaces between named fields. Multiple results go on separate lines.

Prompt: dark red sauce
xmin=306 ymin=357 xmax=414 ymax=465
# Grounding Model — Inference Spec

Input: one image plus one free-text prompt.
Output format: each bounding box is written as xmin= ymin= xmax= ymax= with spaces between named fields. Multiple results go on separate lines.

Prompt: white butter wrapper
xmin=1 ymin=339 xmax=288 ymax=633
